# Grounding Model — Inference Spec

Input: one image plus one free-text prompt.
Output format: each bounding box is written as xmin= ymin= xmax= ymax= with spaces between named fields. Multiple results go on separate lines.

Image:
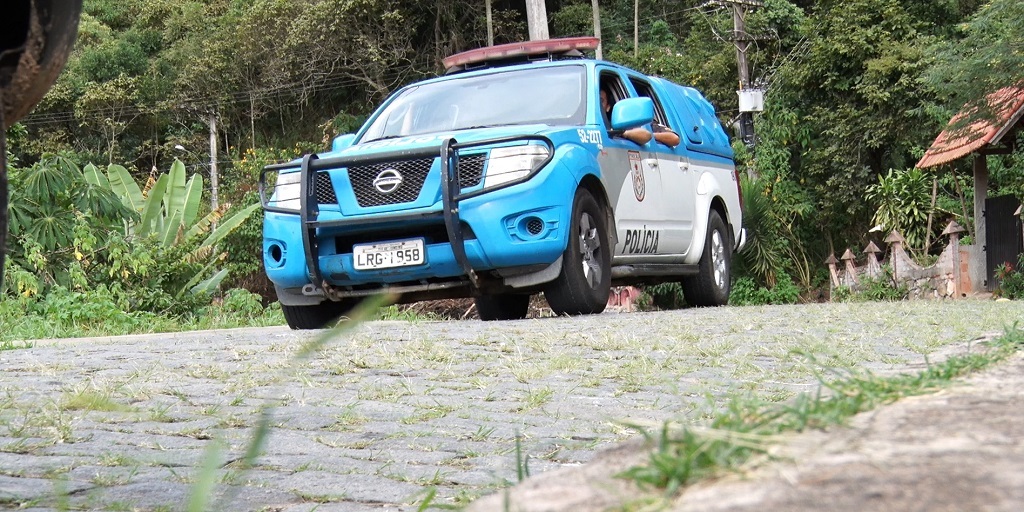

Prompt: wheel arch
xmin=709 ymin=195 xmax=733 ymax=250
xmin=578 ymin=173 xmax=617 ymax=248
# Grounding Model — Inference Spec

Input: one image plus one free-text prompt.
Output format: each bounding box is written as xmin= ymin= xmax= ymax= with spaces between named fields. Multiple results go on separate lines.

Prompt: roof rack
xmin=442 ymin=37 xmax=600 ymax=74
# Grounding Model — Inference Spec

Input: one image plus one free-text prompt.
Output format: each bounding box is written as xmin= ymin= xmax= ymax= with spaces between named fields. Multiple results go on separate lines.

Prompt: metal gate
xmin=986 ymin=195 xmax=1023 ymax=290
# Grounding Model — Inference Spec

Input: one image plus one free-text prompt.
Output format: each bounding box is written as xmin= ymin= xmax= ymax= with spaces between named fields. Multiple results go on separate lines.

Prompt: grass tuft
xmin=620 ymin=324 xmax=1023 ymax=495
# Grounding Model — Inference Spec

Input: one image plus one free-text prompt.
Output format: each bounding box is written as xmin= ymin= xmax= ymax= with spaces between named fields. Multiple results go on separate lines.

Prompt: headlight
xmin=483 ymin=145 xmax=550 ymax=189
xmin=272 ymin=171 xmax=301 ymax=210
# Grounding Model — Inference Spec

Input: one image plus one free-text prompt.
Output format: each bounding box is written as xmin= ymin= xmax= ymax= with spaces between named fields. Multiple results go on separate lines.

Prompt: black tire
xmin=544 ymin=189 xmax=611 ymax=316
xmin=682 ymin=209 xmax=732 ymax=307
xmin=475 ymin=294 xmax=531 ymax=321
xmin=282 ymin=299 xmax=359 ymax=330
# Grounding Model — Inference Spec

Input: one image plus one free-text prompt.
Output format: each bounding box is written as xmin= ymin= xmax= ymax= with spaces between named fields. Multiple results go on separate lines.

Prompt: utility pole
xmin=591 ymin=0 xmax=602 ymax=60
xmin=525 ymin=0 xmax=549 ymax=40
xmin=634 ymin=0 xmax=639 ymax=58
xmin=718 ymin=0 xmax=763 ymax=149
xmin=486 ymin=0 xmax=493 ymax=46
xmin=209 ymin=114 xmax=219 ymax=216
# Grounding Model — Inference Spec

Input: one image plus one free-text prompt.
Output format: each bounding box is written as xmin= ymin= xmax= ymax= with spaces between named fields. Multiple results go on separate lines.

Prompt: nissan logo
xmin=372 ymin=169 xmax=403 ymax=194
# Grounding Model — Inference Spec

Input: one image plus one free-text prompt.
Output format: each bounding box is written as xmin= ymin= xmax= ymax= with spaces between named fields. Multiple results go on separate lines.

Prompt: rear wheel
xmin=282 ymin=299 xmax=359 ymax=329
xmin=682 ymin=210 xmax=731 ymax=306
xmin=544 ymin=189 xmax=610 ymax=316
xmin=475 ymin=294 xmax=530 ymax=321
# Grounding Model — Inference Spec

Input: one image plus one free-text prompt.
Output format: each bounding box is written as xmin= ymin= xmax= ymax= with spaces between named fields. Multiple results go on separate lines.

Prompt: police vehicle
xmin=260 ymin=37 xmax=746 ymax=328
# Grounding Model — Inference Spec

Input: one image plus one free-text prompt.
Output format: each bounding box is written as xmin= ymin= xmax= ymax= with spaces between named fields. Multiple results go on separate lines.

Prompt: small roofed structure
xmin=917 ymin=85 xmax=1024 ymax=168
xmin=917 ymin=85 xmax=1024 ymax=291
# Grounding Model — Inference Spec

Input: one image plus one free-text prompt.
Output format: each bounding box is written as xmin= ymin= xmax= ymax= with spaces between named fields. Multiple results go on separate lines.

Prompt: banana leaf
xmin=191 ymin=268 xmax=229 ymax=296
xmin=83 ymin=163 xmax=110 ymax=188
xmin=181 ymin=174 xmax=204 ymax=228
xmin=161 ymin=209 xmax=183 ymax=247
xmin=137 ymin=174 xmax=167 ymax=237
xmin=185 ymin=208 xmax=224 ymax=241
xmin=106 ymin=164 xmax=144 ymax=213
xmin=166 ymin=159 xmax=188 ymax=220
xmin=200 ymin=203 xmax=260 ymax=249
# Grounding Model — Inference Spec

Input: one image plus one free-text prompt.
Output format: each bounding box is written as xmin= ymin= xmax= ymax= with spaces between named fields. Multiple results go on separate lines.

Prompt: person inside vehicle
xmin=600 ymin=87 xmax=680 ymax=147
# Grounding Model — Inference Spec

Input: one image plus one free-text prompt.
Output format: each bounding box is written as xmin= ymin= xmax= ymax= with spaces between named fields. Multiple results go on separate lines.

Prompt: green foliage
xmin=729 ymin=274 xmax=801 ymax=306
xmin=0 ymin=285 xmax=284 ymax=345
xmin=832 ymin=267 xmax=909 ymax=302
xmin=8 ymin=0 xmax=1015 ymax=311
xmin=925 ymin=0 xmax=1024 ymax=119
xmin=637 ymin=282 xmax=686 ymax=311
xmin=97 ymin=158 xmax=260 ymax=297
xmin=864 ymin=168 xmax=935 ymax=254
xmin=994 ymin=255 xmax=1024 ymax=300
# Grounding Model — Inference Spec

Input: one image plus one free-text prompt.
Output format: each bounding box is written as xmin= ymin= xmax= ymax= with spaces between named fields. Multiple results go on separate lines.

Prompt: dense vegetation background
xmin=2 ymin=0 xmax=1023 ymax=331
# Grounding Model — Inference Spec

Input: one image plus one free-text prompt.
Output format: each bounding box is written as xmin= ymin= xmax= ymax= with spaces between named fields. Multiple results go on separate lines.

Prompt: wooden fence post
xmin=943 ymin=220 xmax=966 ymax=298
xmin=864 ymin=241 xmax=881 ymax=279
xmin=826 ymin=254 xmax=839 ymax=289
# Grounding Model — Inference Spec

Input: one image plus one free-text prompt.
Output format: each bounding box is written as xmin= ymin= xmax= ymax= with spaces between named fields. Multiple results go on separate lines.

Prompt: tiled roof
xmin=916 ymin=85 xmax=1024 ymax=168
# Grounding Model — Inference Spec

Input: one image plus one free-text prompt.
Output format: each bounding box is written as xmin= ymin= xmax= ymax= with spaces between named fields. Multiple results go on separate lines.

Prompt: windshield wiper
xmin=361 ymin=135 xmax=403 ymax=144
xmin=460 ymin=123 xmax=519 ymax=130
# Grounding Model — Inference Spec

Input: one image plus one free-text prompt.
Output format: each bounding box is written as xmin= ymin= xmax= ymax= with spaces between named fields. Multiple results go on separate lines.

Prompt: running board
xmin=611 ymin=264 xmax=700 ymax=279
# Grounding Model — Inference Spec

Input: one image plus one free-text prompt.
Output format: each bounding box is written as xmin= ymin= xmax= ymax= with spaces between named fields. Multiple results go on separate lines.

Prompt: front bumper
xmin=262 ymin=136 xmax=572 ymax=299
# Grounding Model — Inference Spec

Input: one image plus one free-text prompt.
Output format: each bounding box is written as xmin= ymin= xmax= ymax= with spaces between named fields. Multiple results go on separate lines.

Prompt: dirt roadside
xmin=468 ymin=339 xmax=1024 ymax=512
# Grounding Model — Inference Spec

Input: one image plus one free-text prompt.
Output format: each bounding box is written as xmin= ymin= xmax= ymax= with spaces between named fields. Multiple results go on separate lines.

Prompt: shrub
xmin=833 ymin=267 xmax=908 ymax=302
xmin=729 ymin=274 xmax=802 ymax=306
xmin=637 ymin=282 xmax=686 ymax=311
xmin=995 ymin=256 xmax=1024 ymax=299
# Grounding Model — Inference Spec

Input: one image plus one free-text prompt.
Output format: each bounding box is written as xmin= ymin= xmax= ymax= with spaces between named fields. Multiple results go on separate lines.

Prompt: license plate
xmin=353 ymin=239 xmax=426 ymax=270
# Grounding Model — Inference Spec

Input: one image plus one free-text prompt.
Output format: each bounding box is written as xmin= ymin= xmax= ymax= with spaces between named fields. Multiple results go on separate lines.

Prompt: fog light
xmin=517 ymin=215 xmax=546 ymax=239
xmin=266 ymin=242 xmax=285 ymax=268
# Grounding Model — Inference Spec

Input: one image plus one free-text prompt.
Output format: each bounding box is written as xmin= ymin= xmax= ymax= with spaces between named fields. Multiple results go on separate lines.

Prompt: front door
xmin=986 ymin=194 xmax=1023 ymax=291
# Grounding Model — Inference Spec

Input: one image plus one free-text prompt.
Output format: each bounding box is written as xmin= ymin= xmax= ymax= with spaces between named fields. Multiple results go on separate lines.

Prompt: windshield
xmin=359 ymin=65 xmax=587 ymax=142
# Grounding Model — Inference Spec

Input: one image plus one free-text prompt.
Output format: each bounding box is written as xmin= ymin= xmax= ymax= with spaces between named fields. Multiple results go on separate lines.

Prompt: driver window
xmin=598 ymin=73 xmax=627 ymax=130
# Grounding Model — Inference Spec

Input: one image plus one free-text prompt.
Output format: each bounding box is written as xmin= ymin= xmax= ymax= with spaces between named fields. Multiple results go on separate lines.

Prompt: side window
xmin=628 ymin=77 xmax=671 ymax=129
xmin=598 ymin=72 xmax=627 ymax=130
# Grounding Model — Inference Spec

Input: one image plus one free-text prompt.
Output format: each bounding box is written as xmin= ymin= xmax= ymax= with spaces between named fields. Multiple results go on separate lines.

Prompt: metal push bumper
xmin=260 ymin=135 xmax=554 ymax=297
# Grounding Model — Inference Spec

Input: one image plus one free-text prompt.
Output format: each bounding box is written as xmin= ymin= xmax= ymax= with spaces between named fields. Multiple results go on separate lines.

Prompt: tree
xmin=925 ymin=0 xmax=1024 ymax=114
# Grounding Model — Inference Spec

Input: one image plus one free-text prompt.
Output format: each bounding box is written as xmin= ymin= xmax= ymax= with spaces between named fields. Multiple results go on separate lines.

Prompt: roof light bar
xmin=442 ymin=37 xmax=601 ymax=72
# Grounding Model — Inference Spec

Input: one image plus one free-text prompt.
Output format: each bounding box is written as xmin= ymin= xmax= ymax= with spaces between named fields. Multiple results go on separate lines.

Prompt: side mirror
xmin=610 ymin=97 xmax=655 ymax=131
xmin=331 ymin=134 xmax=356 ymax=152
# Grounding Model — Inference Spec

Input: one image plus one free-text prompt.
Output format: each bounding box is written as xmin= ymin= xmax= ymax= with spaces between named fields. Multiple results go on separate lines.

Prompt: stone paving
xmin=0 ymin=300 xmax=1021 ymax=511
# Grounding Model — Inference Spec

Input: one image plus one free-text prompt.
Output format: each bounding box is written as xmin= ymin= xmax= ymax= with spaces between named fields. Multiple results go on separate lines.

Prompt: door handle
xmin=644 ymin=158 xmax=659 ymax=168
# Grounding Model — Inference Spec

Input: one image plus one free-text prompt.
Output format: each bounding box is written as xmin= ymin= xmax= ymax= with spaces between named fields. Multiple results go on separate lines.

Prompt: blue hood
xmin=322 ymin=124 xmax=554 ymax=159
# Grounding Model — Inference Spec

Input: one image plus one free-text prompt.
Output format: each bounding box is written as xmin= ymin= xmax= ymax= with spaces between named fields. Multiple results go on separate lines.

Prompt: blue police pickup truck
xmin=260 ymin=37 xmax=746 ymax=328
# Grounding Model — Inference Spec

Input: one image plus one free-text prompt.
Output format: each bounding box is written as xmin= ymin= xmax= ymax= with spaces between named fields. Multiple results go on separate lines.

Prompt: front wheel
xmin=544 ymin=189 xmax=611 ymax=316
xmin=475 ymin=294 xmax=530 ymax=321
xmin=282 ymin=299 xmax=359 ymax=329
xmin=682 ymin=210 xmax=732 ymax=306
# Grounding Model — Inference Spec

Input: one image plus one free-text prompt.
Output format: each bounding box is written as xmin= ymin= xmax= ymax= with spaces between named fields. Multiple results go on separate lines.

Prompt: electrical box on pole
xmin=709 ymin=0 xmax=764 ymax=149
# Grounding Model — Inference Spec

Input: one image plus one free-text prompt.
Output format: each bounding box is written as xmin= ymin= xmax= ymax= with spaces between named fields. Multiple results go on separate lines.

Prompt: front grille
xmin=457 ymin=154 xmax=486 ymax=188
xmin=349 ymin=158 xmax=433 ymax=207
xmin=321 ymin=153 xmax=487 ymax=208
xmin=316 ymin=172 xmax=337 ymax=204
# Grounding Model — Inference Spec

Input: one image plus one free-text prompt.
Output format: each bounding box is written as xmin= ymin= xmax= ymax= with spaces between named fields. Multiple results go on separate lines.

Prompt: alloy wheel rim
xmin=711 ymin=229 xmax=726 ymax=289
xmin=578 ymin=212 xmax=602 ymax=289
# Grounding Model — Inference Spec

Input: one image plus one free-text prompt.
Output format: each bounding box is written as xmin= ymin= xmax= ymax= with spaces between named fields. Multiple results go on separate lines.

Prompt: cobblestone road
xmin=1 ymin=300 xmax=1020 ymax=511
